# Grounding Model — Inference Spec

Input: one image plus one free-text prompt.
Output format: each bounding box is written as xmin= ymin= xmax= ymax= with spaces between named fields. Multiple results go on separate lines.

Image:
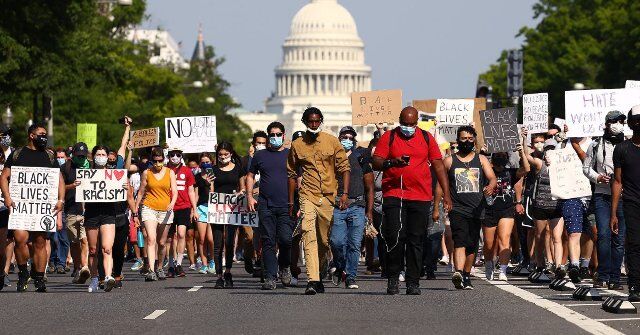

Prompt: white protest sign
xmin=75 ymin=169 xmax=128 ymax=203
xmin=523 ymin=93 xmax=549 ymax=134
xmin=548 ymin=148 xmax=592 ymax=200
xmin=553 ymin=118 xmax=566 ymax=129
xmin=207 ymin=192 xmax=258 ymax=227
xmin=626 ymin=80 xmax=640 ymax=89
xmin=565 ymin=88 xmax=640 ymax=137
xmin=165 ymin=116 xmax=217 ymax=154
xmin=435 ymin=99 xmax=475 ymax=125
xmin=8 ymin=167 xmax=60 ymax=232
xmin=435 ymin=123 xmax=460 ymax=143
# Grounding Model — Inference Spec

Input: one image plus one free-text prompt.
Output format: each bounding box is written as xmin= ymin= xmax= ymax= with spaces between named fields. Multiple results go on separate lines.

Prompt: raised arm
xmin=117 ymin=116 xmax=132 ymax=158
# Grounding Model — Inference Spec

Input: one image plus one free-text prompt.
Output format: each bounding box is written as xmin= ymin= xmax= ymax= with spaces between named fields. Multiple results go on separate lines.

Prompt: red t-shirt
xmin=373 ymin=128 xmax=443 ymax=201
xmin=171 ymin=165 xmax=195 ymax=210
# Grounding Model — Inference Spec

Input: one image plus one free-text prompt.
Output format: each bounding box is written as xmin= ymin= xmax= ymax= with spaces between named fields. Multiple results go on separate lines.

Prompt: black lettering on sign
xmin=480 ymin=107 xmax=519 ymax=154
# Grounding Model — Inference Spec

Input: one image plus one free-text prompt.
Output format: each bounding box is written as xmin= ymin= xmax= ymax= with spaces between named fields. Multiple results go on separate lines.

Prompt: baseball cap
xmin=73 ymin=142 xmax=89 ymax=157
xmin=339 ymin=126 xmax=357 ymax=137
xmin=605 ymin=110 xmax=626 ymax=122
xmin=167 ymin=147 xmax=183 ymax=153
xmin=292 ymin=131 xmax=305 ymax=141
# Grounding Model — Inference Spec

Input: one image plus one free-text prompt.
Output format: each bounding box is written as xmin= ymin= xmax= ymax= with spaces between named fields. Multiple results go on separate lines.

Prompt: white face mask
xmin=95 ymin=156 xmax=108 ymax=167
xmin=533 ymin=142 xmax=545 ymax=152
xmin=219 ymin=157 xmax=231 ymax=164
xmin=170 ymin=156 xmax=181 ymax=164
xmin=255 ymin=144 xmax=266 ymax=151
xmin=306 ymin=126 xmax=322 ymax=134
xmin=610 ymin=123 xmax=625 ymax=135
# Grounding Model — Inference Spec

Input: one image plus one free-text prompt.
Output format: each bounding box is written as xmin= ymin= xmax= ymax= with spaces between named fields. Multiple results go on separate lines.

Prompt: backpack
xmin=12 ymin=147 xmax=56 ymax=166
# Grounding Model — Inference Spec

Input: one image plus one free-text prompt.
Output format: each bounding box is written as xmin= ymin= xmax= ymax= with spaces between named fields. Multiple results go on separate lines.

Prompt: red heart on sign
xmin=113 ymin=170 xmax=125 ymax=181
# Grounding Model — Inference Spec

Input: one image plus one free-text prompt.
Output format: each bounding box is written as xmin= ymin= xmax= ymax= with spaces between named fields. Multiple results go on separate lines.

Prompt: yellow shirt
xmin=143 ymin=167 xmax=172 ymax=211
xmin=287 ymin=132 xmax=350 ymax=205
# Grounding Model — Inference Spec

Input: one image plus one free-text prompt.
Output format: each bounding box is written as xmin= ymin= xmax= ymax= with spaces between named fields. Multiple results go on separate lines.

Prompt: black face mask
xmin=457 ymin=140 xmax=475 ymax=155
xmin=34 ymin=135 xmax=48 ymax=150
xmin=603 ymin=130 xmax=624 ymax=144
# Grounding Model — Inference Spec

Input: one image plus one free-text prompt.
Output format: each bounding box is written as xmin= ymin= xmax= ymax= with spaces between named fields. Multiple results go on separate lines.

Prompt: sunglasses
xmin=269 ymin=132 xmax=283 ymax=137
xmin=169 ymin=153 xmax=182 ymax=158
xmin=152 ymin=159 xmax=164 ymax=163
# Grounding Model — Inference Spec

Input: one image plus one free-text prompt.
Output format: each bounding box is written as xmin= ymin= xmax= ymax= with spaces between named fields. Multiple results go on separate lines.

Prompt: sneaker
xmin=196 ymin=257 xmax=203 ymax=269
xmin=630 ymin=286 xmax=640 ymax=302
xmin=261 ymin=279 xmax=277 ymax=290
xmin=207 ymin=261 xmax=216 ymax=274
xmin=104 ymin=276 xmax=116 ymax=292
xmin=463 ymin=276 xmax=474 ymax=290
xmin=279 ymin=268 xmax=292 ymax=287
xmin=579 ymin=266 xmax=591 ymax=280
xmin=332 ymin=270 xmax=344 ymax=286
xmin=163 ymin=259 xmax=169 ymax=269
xmin=167 ymin=267 xmax=176 ymax=279
xmin=387 ymin=278 xmax=400 ymax=295
xmin=139 ymin=265 xmax=150 ymax=276
xmin=316 ymin=281 xmax=325 ymax=293
xmin=46 ymin=263 xmax=55 ymax=274
xmin=498 ymin=272 xmax=508 ymax=281
xmin=176 ymin=265 xmax=186 ymax=277
xmin=244 ymin=258 xmax=254 ymax=275
xmin=399 ymin=271 xmax=406 ymax=282
xmin=188 ymin=264 xmax=197 ymax=271
xmin=78 ymin=266 xmax=90 ymax=284
xmin=131 ymin=259 xmax=144 ymax=271
xmin=3 ymin=274 xmax=9 ymax=288
xmin=305 ymin=282 xmax=318 ymax=295
xmin=145 ymin=271 xmax=157 ymax=282
xmin=88 ymin=277 xmax=100 ymax=293
xmin=214 ymin=277 xmax=225 ymax=289
xmin=485 ymin=260 xmax=495 ymax=280
xmin=33 ymin=276 xmax=46 ymax=292
xmin=608 ymin=282 xmax=624 ymax=291
xmin=156 ymin=268 xmax=166 ymax=281
xmin=290 ymin=276 xmax=299 ymax=287
xmin=56 ymin=265 xmax=66 ymax=274
xmin=555 ymin=265 xmax=567 ymax=280
xmin=198 ymin=266 xmax=209 ymax=274
xmin=452 ymin=272 xmax=464 ymax=290
xmin=345 ymin=279 xmax=359 ymax=289
xmin=114 ymin=279 xmax=123 ymax=289
xmin=406 ymin=283 xmax=421 ymax=295
xmin=439 ymin=255 xmax=450 ymax=266
xmin=224 ymin=272 xmax=234 ymax=288
xmin=568 ymin=265 xmax=581 ymax=283
xmin=426 ymin=271 xmax=436 ymax=280
xmin=17 ymin=269 xmax=29 ymax=292
xmin=592 ymin=279 xmax=607 ymax=288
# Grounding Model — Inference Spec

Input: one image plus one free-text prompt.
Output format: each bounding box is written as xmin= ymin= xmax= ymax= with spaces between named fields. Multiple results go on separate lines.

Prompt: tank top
xmin=448 ymin=153 xmax=485 ymax=217
xmin=532 ymin=163 xmax=557 ymax=210
xmin=143 ymin=167 xmax=172 ymax=211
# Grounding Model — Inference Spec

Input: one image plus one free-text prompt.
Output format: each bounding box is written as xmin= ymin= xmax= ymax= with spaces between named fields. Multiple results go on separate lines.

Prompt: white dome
xmin=288 ymin=0 xmax=360 ymax=42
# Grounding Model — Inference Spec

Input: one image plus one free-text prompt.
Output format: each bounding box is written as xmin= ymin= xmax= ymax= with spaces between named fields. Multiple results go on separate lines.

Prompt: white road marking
xmin=480 ymin=275 xmax=624 ymax=335
xmin=564 ymin=303 xmax=602 ymax=307
xmin=143 ymin=310 xmax=167 ymax=320
xmin=594 ymin=318 xmax=640 ymax=322
xmin=188 ymin=285 xmax=203 ymax=292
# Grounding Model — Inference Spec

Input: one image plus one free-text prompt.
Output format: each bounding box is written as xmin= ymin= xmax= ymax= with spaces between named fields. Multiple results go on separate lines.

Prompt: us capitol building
xmin=232 ymin=0 xmax=376 ymax=139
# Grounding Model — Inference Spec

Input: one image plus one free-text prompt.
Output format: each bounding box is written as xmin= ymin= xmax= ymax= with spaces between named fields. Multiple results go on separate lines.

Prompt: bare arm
xmin=169 ymin=170 xmax=178 ymax=210
xmin=363 ymin=172 xmax=374 ymax=221
xmin=0 ymin=167 xmax=11 ymax=210
xmin=570 ymin=138 xmax=587 ymax=163
xmin=135 ymin=170 xmax=147 ymax=209
xmin=480 ymin=155 xmax=497 ymax=195
xmin=127 ymin=180 xmax=137 ymax=213
xmin=610 ymin=167 xmax=623 ymax=234
xmin=432 ymin=159 xmax=451 ymax=211
xmin=117 ymin=118 xmax=131 ymax=158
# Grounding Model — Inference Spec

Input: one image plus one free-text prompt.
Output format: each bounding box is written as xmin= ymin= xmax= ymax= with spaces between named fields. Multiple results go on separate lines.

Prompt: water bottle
xmin=137 ymin=229 xmax=145 ymax=248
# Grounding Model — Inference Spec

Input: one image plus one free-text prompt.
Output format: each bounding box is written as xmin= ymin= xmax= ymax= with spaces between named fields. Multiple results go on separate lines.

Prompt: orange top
xmin=143 ymin=167 xmax=172 ymax=211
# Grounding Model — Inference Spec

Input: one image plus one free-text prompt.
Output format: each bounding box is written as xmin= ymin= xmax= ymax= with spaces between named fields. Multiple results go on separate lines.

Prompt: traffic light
xmin=42 ymin=96 xmax=52 ymax=121
xmin=476 ymin=79 xmax=493 ymax=109
xmin=507 ymin=49 xmax=523 ymax=100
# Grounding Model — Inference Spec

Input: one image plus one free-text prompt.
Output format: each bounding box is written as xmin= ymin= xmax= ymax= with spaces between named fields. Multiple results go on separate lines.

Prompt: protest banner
xmin=435 ymin=99 xmax=475 ymax=125
xmin=77 ymin=124 xmax=97 ymax=150
xmin=626 ymin=80 xmax=640 ymax=89
xmin=565 ymin=88 xmax=640 ymax=137
xmin=553 ymin=118 xmax=566 ymax=129
xmin=207 ymin=192 xmax=258 ymax=228
xmin=8 ymin=166 xmax=60 ymax=232
xmin=434 ymin=123 xmax=461 ymax=143
xmin=412 ymin=98 xmax=487 ymax=148
xmin=165 ymin=116 xmax=217 ymax=153
xmin=523 ymin=93 xmax=549 ymax=134
xmin=130 ymin=127 xmax=160 ymax=149
xmin=480 ymin=107 xmax=519 ymax=154
xmin=548 ymin=148 xmax=592 ymax=199
xmin=75 ymin=169 xmax=128 ymax=203
xmin=351 ymin=89 xmax=402 ymax=126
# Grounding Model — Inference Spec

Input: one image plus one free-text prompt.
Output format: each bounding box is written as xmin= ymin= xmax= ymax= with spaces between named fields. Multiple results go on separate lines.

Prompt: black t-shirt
xmin=61 ymin=162 xmax=83 ymax=215
xmin=213 ymin=164 xmax=242 ymax=194
xmin=194 ymin=172 xmax=211 ymax=206
xmin=5 ymin=146 xmax=57 ymax=169
xmin=613 ymin=140 xmax=640 ymax=203
xmin=337 ymin=147 xmax=373 ymax=207
xmin=486 ymin=168 xmax=518 ymax=211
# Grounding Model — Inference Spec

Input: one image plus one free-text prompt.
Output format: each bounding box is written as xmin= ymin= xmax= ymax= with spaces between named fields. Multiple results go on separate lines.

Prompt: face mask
xmin=170 ymin=156 xmax=181 ymax=164
xmin=457 ymin=140 xmax=475 ymax=154
xmin=94 ymin=156 xmax=108 ymax=167
xmin=610 ymin=123 xmax=625 ymax=135
xmin=200 ymin=163 xmax=213 ymax=170
xmin=554 ymin=133 xmax=566 ymax=143
xmin=533 ymin=142 xmax=545 ymax=152
xmin=154 ymin=161 xmax=164 ymax=169
xmin=306 ymin=125 xmax=322 ymax=134
xmin=34 ymin=134 xmax=48 ymax=150
xmin=269 ymin=136 xmax=284 ymax=149
xmin=219 ymin=157 xmax=231 ymax=164
xmin=0 ymin=135 xmax=11 ymax=147
xmin=72 ymin=156 xmax=90 ymax=169
xmin=255 ymin=144 xmax=266 ymax=152
xmin=400 ymin=125 xmax=416 ymax=137
xmin=191 ymin=167 xmax=201 ymax=175
xmin=56 ymin=158 xmax=66 ymax=166
xmin=340 ymin=139 xmax=354 ymax=151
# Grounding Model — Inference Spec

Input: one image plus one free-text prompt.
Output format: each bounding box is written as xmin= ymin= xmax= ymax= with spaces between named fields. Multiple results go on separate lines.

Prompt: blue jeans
xmin=258 ymin=205 xmax=294 ymax=281
xmin=594 ymin=193 xmax=626 ymax=283
xmin=330 ymin=206 xmax=366 ymax=281
xmin=49 ymin=227 xmax=70 ymax=267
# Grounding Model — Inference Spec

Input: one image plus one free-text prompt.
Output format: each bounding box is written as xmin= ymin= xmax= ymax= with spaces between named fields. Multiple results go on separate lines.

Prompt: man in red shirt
xmin=166 ymin=147 xmax=197 ymax=277
xmin=372 ymin=107 xmax=451 ymax=295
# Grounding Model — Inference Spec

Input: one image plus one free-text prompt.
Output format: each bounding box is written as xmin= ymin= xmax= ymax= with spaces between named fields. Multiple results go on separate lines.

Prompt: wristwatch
xmin=515 ymin=200 xmax=523 ymax=205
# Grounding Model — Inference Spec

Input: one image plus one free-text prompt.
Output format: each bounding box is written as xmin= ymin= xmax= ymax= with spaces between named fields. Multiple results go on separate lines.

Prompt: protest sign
xmin=480 ymin=107 xmax=519 ymax=154
xmin=165 ymin=116 xmax=217 ymax=153
xmin=207 ymin=192 xmax=258 ymax=228
xmin=77 ymin=124 xmax=97 ymax=150
xmin=626 ymin=80 xmax=640 ymax=89
xmin=553 ymin=118 xmax=566 ymax=129
xmin=523 ymin=93 xmax=549 ymax=134
xmin=351 ymin=89 xmax=402 ymax=126
xmin=547 ymin=148 xmax=592 ymax=199
xmin=435 ymin=99 xmax=475 ymax=125
xmin=75 ymin=169 xmax=127 ymax=203
xmin=565 ymin=88 xmax=640 ymax=137
xmin=434 ymin=123 xmax=461 ymax=143
xmin=130 ymin=127 xmax=160 ymax=149
xmin=8 ymin=166 xmax=60 ymax=232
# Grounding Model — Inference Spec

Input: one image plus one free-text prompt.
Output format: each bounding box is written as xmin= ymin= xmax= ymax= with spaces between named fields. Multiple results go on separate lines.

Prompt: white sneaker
xmin=498 ymin=272 xmax=508 ymax=281
xmin=88 ymin=277 xmax=99 ymax=293
xmin=104 ymin=276 xmax=116 ymax=292
xmin=485 ymin=260 xmax=495 ymax=280
xmin=439 ymin=255 xmax=450 ymax=266
xmin=399 ymin=271 xmax=406 ymax=282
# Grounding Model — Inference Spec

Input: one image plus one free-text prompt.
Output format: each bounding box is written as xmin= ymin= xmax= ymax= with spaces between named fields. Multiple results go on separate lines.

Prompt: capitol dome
xmin=288 ymin=0 xmax=361 ymax=43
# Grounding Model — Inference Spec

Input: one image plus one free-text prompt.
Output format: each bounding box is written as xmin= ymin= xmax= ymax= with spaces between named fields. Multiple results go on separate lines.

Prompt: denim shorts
xmin=197 ymin=205 xmax=208 ymax=223
xmin=141 ymin=206 xmax=174 ymax=225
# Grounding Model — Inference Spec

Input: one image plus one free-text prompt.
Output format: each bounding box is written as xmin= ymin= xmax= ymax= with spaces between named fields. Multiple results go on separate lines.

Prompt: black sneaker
xmin=452 ymin=271 xmax=464 ymax=290
xmin=17 ymin=270 xmax=29 ymax=292
xmin=630 ymin=286 xmax=640 ymax=302
xmin=345 ymin=279 xmax=359 ymax=289
xmin=568 ymin=265 xmax=581 ymax=283
xmin=305 ymin=282 xmax=318 ymax=295
xmin=387 ymin=278 xmax=400 ymax=295
xmin=592 ymin=279 xmax=607 ymax=288
xmin=406 ymin=283 xmax=421 ymax=295
xmin=34 ymin=277 xmax=47 ymax=293
xmin=426 ymin=271 xmax=436 ymax=280
xmin=463 ymin=276 xmax=474 ymax=290
xmin=555 ymin=265 xmax=567 ymax=280
xmin=176 ymin=265 xmax=186 ymax=278
xmin=608 ymin=282 xmax=624 ymax=291
xmin=224 ymin=272 xmax=234 ymax=289
xmin=214 ymin=277 xmax=225 ymax=289
xmin=316 ymin=281 xmax=325 ymax=293
xmin=167 ymin=267 xmax=176 ymax=279
xmin=244 ymin=259 xmax=254 ymax=275
xmin=332 ymin=270 xmax=344 ymax=286
xmin=262 ymin=279 xmax=277 ymax=290
xmin=579 ymin=267 xmax=590 ymax=280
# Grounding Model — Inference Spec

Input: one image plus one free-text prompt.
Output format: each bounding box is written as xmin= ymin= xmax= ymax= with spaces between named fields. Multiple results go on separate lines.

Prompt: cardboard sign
xmin=435 ymin=123 xmax=461 ymax=143
xmin=523 ymin=93 xmax=549 ymax=134
xmin=565 ymin=88 xmax=640 ymax=137
xmin=207 ymin=192 xmax=258 ymax=227
xmin=75 ymin=169 xmax=128 ymax=203
xmin=8 ymin=166 xmax=60 ymax=232
xmin=130 ymin=127 xmax=160 ymax=149
xmin=435 ymin=99 xmax=475 ymax=125
xmin=165 ymin=116 xmax=217 ymax=153
xmin=77 ymin=124 xmax=97 ymax=150
xmin=480 ymin=107 xmax=519 ymax=154
xmin=351 ymin=89 xmax=402 ymax=126
xmin=626 ymin=80 xmax=640 ymax=89
xmin=553 ymin=118 xmax=566 ymax=129
xmin=548 ymin=148 xmax=592 ymax=199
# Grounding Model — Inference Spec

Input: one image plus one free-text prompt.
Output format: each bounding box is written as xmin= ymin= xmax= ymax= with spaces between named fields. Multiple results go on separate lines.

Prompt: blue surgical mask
xmin=341 ymin=139 xmax=354 ymax=151
xmin=200 ymin=163 xmax=213 ymax=170
xmin=56 ymin=158 xmax=66 ymax=166
xmin=269 ymin=136 xmax=283 ymax=148
xmin=400 ymin=125 xmax=416 ymax=137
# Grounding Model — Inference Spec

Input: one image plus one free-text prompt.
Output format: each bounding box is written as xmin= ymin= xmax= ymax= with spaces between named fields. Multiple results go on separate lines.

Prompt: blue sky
xmin=144 ymin=0 xmax=539 ymax=111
